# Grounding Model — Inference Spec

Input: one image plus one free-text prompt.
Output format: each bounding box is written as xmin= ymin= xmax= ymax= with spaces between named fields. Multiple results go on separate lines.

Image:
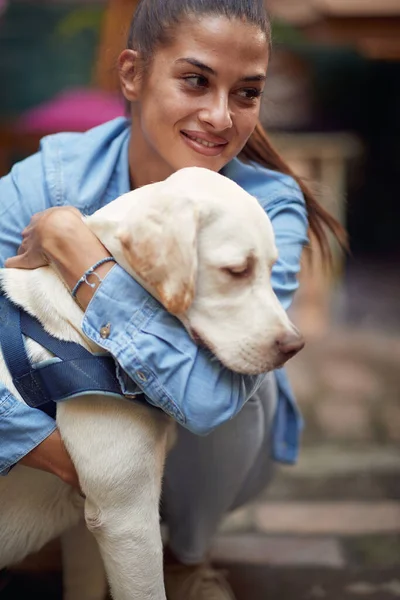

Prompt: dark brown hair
xmin=127 ymin=0 xmax=347 ymax=261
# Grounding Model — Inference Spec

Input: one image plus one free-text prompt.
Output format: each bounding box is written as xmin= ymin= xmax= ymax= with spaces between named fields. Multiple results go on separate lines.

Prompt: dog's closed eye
xmin=222 ymin=264 xmax=253 ymax=279
xmin=222 ymin=255 xmax=255 ymax=279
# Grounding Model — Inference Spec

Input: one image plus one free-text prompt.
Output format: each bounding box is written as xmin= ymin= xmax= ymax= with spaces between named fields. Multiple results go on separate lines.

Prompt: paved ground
xmin=3 ymin=564 xmax=400 ymax=600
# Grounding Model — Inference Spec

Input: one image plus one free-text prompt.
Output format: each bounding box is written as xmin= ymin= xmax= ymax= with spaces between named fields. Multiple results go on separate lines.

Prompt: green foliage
xmin=0 ymin=3 xmax=104 ymax=116
xmin=270 ymin=19 xmax=308 ymax=48
xmin=54 ymin=7 xmax=104 ymax=38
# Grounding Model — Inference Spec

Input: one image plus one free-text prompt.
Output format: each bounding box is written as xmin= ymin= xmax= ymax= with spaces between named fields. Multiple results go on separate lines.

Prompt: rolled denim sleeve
xmin=0 ymin=155 xmax=58 ymax=475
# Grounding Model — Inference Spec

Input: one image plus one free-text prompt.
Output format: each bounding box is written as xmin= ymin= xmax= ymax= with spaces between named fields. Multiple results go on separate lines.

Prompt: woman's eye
xmin=236 ymin=88 xmax=262 ymax=101
xmin=183 ymin=75 xmax=208 ymax=89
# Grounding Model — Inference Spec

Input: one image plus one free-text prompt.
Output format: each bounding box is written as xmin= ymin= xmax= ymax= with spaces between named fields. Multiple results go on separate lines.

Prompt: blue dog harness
xmin=0 ymin=291 xmax=124 ymax=418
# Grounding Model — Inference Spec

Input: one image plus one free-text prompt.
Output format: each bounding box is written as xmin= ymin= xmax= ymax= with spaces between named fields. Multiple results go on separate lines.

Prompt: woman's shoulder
xmin=40 ymin=116 xmax=130 ymax=154
xmin=38 ymin=117 xmax=131 ymax=212
xmin=223 ymin=157 xmax=304 ymax=208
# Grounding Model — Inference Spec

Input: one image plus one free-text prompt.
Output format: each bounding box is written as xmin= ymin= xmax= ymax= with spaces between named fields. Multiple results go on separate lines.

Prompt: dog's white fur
xmin=0 ymin=167 xmax=302 ymax=599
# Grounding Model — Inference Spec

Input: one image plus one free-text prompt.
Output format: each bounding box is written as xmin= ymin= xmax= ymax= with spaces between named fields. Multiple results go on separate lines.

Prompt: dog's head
xmin=87 ymin=167 xmax=304 ymax=374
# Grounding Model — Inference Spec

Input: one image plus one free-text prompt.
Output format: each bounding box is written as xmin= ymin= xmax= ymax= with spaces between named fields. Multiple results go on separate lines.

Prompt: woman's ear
xmin=118 ymin=49 xmax=142 ymax=102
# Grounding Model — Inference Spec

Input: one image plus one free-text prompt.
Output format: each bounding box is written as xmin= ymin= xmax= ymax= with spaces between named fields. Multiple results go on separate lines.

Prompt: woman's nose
xmin=199 ymin=95 xmax=232 ymax=131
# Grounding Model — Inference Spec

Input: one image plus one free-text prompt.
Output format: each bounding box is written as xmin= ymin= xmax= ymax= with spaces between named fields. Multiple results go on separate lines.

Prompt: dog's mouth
xmin=189 ymin=328 xmax=216 ymax=356
xmin=190 ymin=328 xmax=207 ymax=348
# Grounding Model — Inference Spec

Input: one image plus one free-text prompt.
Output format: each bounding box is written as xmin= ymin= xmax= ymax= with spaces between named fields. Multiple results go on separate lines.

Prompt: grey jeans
xmin=162 ymin=373 xmax=277 ymax=564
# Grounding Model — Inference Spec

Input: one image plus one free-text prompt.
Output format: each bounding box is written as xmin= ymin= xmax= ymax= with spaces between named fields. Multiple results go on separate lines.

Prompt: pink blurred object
xmin=16 ymin=88 xmax=125 ymax=134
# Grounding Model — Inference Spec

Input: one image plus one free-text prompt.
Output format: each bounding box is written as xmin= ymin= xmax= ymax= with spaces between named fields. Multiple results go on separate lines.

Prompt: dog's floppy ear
xmin=118 ymin=194 xmax=199 ymax=315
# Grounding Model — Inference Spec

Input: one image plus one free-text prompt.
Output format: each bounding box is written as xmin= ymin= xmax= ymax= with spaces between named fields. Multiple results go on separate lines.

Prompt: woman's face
xmin=125 ymin=15 xmax=269 ymax=180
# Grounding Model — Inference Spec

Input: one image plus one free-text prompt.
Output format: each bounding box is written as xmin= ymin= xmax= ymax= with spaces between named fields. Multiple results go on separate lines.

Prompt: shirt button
xmin=100 ymin=323 xmax=111 ymax=339
xmin=137 ymin=371 xmax=147 ymax=382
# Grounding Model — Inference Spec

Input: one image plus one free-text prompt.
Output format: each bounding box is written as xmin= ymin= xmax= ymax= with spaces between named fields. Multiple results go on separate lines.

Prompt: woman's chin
xmin=172 ymin=152 xmax=229 ymax=173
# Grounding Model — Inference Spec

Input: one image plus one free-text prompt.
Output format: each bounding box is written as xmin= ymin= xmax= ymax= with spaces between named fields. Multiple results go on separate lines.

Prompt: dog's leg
xmin=0 ymin=466 xmax=83 ymax=568
xmin=57 ymin=397 xmax=171 ymax=600
xmin=61 ymin=521 xmax=108 ymax=600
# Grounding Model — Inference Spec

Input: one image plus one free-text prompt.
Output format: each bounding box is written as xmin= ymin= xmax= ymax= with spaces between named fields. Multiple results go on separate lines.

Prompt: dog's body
xmin=0 ymin=168 xmax=303 ymax=599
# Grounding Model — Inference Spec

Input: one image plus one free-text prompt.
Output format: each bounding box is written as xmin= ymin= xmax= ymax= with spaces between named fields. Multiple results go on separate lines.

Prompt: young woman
xmin=0 ymin=0 xmax=344 ymax=598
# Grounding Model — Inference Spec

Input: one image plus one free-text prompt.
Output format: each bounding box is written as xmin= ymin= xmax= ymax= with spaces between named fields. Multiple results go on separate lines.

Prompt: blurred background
xmin=0 ymin=1 xmax=399 ymax=598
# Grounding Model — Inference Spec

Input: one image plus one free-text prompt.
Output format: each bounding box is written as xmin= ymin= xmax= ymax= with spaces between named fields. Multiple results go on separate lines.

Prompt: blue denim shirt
xmin=0 ymin=118 xmax=308 ymax=474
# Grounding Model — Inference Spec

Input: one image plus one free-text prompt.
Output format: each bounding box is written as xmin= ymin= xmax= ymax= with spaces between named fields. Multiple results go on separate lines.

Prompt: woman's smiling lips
xmin=180 ymin=130 xmax=228 ymax=157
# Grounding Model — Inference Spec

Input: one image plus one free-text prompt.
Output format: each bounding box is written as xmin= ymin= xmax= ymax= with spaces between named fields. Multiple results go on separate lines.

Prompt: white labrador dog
xmin=0 ymin=167 xmax=303 ymax=600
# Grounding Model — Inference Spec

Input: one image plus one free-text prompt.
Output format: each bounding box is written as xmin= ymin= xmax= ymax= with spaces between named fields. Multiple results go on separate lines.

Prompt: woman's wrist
xmin=41 ymin=209 xmax=115 ymax=311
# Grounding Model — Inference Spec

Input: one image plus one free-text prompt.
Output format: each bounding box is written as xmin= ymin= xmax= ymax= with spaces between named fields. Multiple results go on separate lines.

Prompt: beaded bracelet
xmin=71 ymin=257 xmax=117 ymax=298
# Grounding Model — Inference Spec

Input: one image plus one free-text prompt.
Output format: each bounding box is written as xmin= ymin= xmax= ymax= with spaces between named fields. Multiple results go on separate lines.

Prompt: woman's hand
xmin=5 ymin=206 xmax=84 ymax=270
xmin=19 ymin=429 xmax=81 ymax=491
xmin=5 ymin=206 xmax=115 ymax=310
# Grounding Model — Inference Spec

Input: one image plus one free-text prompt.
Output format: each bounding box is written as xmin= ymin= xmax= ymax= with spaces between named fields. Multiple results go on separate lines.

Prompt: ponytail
xmin=240 ymin=121 xmax=348 ymax=263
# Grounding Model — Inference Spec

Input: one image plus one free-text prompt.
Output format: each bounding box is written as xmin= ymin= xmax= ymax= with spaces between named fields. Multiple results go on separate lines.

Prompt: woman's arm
xmin=9 ymin=210 xmax=262 ymax=433
xmin=263 ymin=193 xmax=309 ymax=311
xmin=8 ymin=191 xmax=308 ymax=436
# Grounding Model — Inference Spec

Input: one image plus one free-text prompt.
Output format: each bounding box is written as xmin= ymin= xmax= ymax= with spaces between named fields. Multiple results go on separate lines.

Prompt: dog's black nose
xmin=276 ymin=328 xmax=305 ymax=357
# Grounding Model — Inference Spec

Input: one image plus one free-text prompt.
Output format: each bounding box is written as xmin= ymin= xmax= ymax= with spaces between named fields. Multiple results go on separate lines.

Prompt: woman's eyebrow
xmin=175 ymin=57 xmax=216 ymax=75
xmin=175 ymin=57 xmax=266 ymax=82
xmin=241 ymin=73 xmax=266 ymax=83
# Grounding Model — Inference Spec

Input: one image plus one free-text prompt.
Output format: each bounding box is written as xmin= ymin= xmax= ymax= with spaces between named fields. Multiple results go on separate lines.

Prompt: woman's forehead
xmin=157 ymin=15 xmax=269 ymax=73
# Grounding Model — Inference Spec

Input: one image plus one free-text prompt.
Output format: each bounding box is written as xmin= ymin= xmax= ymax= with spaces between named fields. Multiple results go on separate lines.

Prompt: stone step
xmin=266 ymin=445 xmax=400 ymax=501
xmin=254 ymin=501 xmax=400 ymax=535
xmin=211 ymin=534 xmax=345 ymax=567
xmin=221 ymin=501 xmax=400 ymax=536
xmin=284 ymin=445 xmax=400 ymax=478
xmin=212 ymin=533 xmax=400 ymax=570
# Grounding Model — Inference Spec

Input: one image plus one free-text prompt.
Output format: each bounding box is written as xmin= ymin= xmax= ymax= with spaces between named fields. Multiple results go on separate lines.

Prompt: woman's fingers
xmin=5 ymin=206 xmax=84 ymax=270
